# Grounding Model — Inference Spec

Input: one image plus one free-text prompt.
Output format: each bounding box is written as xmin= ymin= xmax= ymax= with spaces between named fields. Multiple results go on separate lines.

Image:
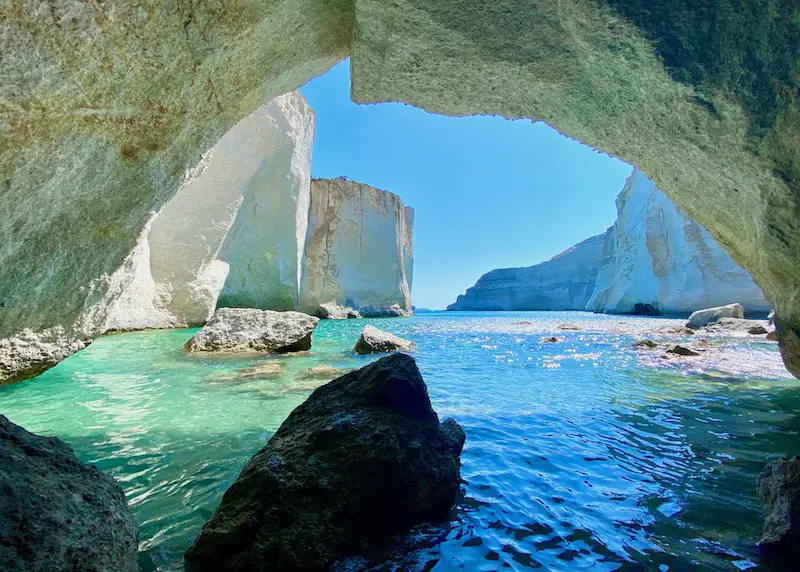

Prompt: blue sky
xmin=300 ymin=61 xmax=632 ymax=310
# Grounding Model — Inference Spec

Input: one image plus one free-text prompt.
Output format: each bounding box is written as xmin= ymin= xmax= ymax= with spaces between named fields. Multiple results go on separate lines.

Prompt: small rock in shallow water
xmin=237 ymin=362 xmax=282 ymax=379
xmin=316 ymin=302 xmax=361 ymax=320
xmin=667 ymin=345 xmax=700 ymax=356
xmin=185 ymin=308 xmax=319 ymax=353
xmin=658 ymin=325 xmax=696 ymax=335
xmin=354 ymin=325 xmax=415 ymax=355
xmin=767 ymin=330 xmax=779 ymax=341
xmin=749 ymin=325 xmax=769 ymax=335
xmin=184 ymin=354 xmax=465 ymax=571
xmin=634 ymin=339 xmax=657 ymax=349
xmin=299 ymin=364 xmax=348 ymax=379
xmin=542 ymin=336 xmax=561 ymax=344
xmin=757 ymin=456 xmax=800 ymax=563
xmin=557 ymin=323 xmax=582 ymax=331
xmin=0 ymin=415 xmax=138 ymax=571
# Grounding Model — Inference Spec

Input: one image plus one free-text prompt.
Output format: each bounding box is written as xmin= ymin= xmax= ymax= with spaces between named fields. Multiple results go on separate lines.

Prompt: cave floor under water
xmin=1 ymin=311 xmax=798 ymax=571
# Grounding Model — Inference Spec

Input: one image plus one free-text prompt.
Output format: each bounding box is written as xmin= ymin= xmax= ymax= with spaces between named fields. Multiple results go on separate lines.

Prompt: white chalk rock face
xmin=586 ymin=171 xmax=770 ymax=315
xmin=95 ymin=92 xmax=314 ymax=331
xmin=300 ymin=179 xmax=414 ymax=315
xmin=448 ymin=234 xmax=607 ymax=311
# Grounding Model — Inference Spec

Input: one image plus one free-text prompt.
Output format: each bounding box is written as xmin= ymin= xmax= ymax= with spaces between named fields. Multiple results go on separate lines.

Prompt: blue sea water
xmin=1 ymin=311 xmax=798 ymax=571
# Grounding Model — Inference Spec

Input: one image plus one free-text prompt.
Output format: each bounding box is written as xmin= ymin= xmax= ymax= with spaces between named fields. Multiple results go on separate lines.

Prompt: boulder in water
xmin=749 ymin=325 xmax=769 ymax=335
xmin=634 ymin=339 xmax=658 ymax=349
xmin=0 ymin=415 xmax=138 ymax=571
xmin=667 ymin=345 xmax=700 ymax=356
xmin=184 ymin=354 xmax=465 ymax=571
xmin=185 ymin=308 xmax=318 ymax=353
xmin=316 ymin=302 xmax=362 ymax=320
xmin=686 ymin=303 xmax=744 ymax=329
xmin=758 ymin=456 xmax=800 ymax=562
xmin=353 ymin=325 xmax=415 ymax=355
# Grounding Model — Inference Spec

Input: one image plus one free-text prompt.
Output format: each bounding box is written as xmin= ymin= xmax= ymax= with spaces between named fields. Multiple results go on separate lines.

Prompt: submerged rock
xmin=757 ymin=456 xmax=800 ymax=562
xmin=557 ymin=323 xmax=582 ymax=331
xmin=0 ymin=329 xmax=89 ymax=385
xmin=658 ymin=325 xmax=696 ymax=336
xmin=299 ymin=365 xmax=349 ymax=379
xmin=687 ymin=303 xmax=745 ymax=329
xmin=185 ymin=308 xmax=318 ymax=353
xmin=184 ymin=354 xmax=465 ymax=571
xmin=316 ymin=302 xmax=362 ymax=320
xmin=237 ymin=362 xmax=282 ymax=380
xmin=353 ymin=325 xmax=416 ymax=355
xmin=0 ymin=415 xmax=138 ymax=571
xmin=667 ymin=345 xmax=700 ymax=357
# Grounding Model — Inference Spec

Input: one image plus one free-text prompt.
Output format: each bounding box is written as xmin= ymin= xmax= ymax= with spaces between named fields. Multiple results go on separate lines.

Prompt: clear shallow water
xmin=1 ymin=311 xmax=799 ymax=571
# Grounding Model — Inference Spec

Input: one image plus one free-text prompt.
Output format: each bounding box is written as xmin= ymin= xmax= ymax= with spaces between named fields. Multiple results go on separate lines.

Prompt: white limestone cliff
xmin=447 ymin=234 xmax=607 ymax=311
xmin=91 ymin=91 xmax=315 ymax=332
xmin=300 ymin=178 xmax=414 ymax=315
xmin=586 ymin=171 xmax=770 ymax=315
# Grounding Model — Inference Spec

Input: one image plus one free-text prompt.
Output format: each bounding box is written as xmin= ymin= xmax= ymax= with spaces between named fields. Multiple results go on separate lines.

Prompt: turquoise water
xmin=1 ymin=311 xmax=799 ymax=571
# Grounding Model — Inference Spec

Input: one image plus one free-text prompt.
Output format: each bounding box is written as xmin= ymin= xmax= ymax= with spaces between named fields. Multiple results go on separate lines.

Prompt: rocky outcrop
xmin=586 ymin=171 xmax=770 ymax=316
xmin=353 ymin=325 xmax=416 ymax=354
xmin=95 ymin=92 xmax=315 ymax=332
xmin=185 ymin=308 xmax=318 ymax=353
xmin=185 ymin=354 xmax=465 ymax=571
xmin=758 ymin=456 xmax=800 ymax=562
xmin=300 ymin=178 xmax=414 ymax=316
xmin=0 ymin=415 xmax=138 ymax=571
xmin=448 ymin=234 xmax=606 ymax=311
xmin=2 ymin=2 xmax=799 ymax=375
xmin=315 ymin=302 xmax=361 ymax=319
xmin=0 ymin=330 xmax=90 ymax=386
xmin=687 ymin=303 xmax=745 ymax=329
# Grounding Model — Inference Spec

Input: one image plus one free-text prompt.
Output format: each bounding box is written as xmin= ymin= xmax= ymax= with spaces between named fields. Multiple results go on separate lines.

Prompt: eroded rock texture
xmin=185 ymin=353 xmax=464 ymax=571
xmin=92 ymin=91 xmax=315 ymax=331
xmin=0 ymin=414 xmax=138 ymax=572
xmin=448 ymin=234 xmax=606 ymax=311
xmin=300 ymin=178 xmax=414 ymax=315
xmin=586 ymin=171 xmax=770 ymax=315
xmin=0 ymin=329 xmax=89 ymax=386
xmin=758 ymin=456 xmax=800 ymax=563
xmin=184 ymin=308 xmax=319 ymax=353
xmin=2 ymin=1 xmax=799 ymax=375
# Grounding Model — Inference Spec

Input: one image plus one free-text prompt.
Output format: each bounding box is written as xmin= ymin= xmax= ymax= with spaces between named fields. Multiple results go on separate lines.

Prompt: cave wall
xmin=2 ymin=0 xmax=798 ymax=374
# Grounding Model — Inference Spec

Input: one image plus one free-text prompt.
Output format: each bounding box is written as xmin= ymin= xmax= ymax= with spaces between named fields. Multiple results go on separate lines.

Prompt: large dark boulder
xmin=758 ymin=456 xmax=800 ymax=565
xmin=185 ymin=353 xmax=465 ymax=571
xmin=0 ymin=415 xmax=138 ymax=572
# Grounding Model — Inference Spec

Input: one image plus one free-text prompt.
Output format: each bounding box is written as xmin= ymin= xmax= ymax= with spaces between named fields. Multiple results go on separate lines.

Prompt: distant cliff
xmin=300 ymin=178 xmax=414 ymax=315
xmin=586 ymin=170 xmax=770 ymax=315
xmin=447 ymin=234 xmax=607 ymax=311
xmin=450 ymin=170 xmax=769 ymax=315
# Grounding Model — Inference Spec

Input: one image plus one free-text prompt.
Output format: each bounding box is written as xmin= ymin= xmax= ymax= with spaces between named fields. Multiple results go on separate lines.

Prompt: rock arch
xmin=2 ymin=0 xmax=798 ymax=375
